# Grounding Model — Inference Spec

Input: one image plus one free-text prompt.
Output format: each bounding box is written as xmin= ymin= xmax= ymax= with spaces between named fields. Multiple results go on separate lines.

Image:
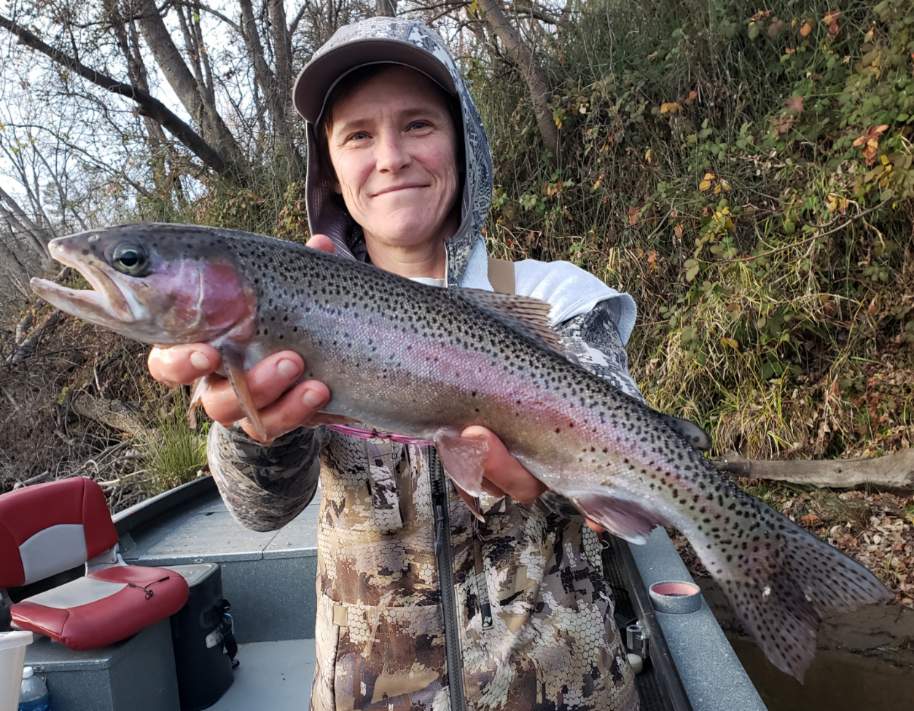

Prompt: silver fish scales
xmin=31 ymin=223 xmax=893 ymax=680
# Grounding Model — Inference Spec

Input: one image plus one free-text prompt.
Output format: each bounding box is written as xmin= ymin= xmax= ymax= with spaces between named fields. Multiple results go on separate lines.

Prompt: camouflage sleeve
xmin=207 ymin=423 xmax=325 ymax=532
xmin=555 ymin=298 xmax=644 ymax=403
xmin=540 ymin=299 xmax=644 ymax=519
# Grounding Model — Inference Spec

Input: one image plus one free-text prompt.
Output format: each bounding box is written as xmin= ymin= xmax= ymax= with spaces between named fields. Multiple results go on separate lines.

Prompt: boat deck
xmin=212 ymin=640 xmax=315 ymax=710
xmin=12 ymin=476 xmax=765 ymax=710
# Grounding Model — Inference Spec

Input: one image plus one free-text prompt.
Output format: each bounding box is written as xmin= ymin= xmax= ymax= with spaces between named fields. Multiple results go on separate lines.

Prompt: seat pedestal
xmin=23 ymin=620 xmax=179 ymax=711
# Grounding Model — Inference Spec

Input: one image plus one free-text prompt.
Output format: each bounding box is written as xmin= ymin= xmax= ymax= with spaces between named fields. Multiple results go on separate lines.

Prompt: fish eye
xmin=111 ymin=243 xmax=149 ymax=276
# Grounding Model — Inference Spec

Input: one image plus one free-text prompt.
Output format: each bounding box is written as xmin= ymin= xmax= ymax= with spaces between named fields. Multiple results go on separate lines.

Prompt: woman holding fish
xmin=148 ymin=17 xmax=644 ymax=711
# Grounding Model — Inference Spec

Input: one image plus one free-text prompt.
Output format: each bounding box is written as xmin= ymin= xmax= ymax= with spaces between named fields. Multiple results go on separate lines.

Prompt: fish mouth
xmin=30 ymin=238 xmax=137 ymax=325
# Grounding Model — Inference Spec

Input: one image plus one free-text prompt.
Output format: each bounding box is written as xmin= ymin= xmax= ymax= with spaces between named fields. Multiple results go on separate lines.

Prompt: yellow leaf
xmin=720 ymin=337 xmax=740 ymax=350
xmin=699 ymin=179 xmax=712 ymax=192
xmin=644 ymin=148 xmax=654 ymax=164
xmin=659 ymin=102 xmax=681 ymax=115
xmin=799 ymin=21 xmax=813 ymax=38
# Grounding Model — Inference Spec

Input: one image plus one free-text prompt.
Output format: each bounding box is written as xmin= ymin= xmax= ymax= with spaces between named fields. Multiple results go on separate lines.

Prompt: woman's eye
xmin=406 ymin=120 xmax=431 ymax=131
xmin=345 ymin=131 xmax=369 ymax=143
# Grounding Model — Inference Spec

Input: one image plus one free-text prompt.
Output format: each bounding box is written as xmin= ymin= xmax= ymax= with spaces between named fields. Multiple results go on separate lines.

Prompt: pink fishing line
xmin=326 ymin=423 xmax=433 ymax=446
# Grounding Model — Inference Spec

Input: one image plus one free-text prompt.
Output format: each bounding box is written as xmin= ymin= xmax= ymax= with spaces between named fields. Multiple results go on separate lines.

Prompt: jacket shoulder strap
xmin=487 ymin=256 xmax=516 ymax=295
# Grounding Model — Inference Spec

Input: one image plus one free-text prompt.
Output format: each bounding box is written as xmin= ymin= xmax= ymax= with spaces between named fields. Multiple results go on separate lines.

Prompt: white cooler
xmin=0 ymin=631 xmax=32 ymax=711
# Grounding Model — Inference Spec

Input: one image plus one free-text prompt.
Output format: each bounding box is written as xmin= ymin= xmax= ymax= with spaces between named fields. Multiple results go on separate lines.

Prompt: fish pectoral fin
xmin=572 ymin=493 xmax=662 ymax=545
xmin=220 ymin=347 xmax=269 ymax=441
xmin=434 ymin=428 xmax=488 ymax=498
xmin=186 ymin=375 xmax=217 ymax=430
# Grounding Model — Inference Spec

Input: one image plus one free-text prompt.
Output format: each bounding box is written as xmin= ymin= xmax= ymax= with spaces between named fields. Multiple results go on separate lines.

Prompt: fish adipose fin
xmin=658 ymin=413 xmax=712 ymax=451
xmin=572 ymin=492 xmax=663 ymax=545
xmin=699 ymin=495 xmax=893 ymax=682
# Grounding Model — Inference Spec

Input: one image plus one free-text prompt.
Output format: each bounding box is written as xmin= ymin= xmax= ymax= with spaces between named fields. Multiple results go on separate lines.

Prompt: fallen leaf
xmin=627 ymin=206 xmax=641 ymax=225
xmin=699 ymin=172 xmax=716 ymax=191
xmin=799 ymin=20 xmax=813 ymax=38
xmin=673 ymin=223 xmax=684 ymax=239
xmin=646 ymin=250 xmax=658 ymax=271
xmin=801 ymin=513 xmax=821 ymax=527
xmin=823 ymin=9 xmax=841 ymax=37
xmin=853 ymin=124 xmax=889 ymax=165
xmin=660 ymin=101 xmax=682 ymax=115
xmin=785 ymin=95 xmax=804 ymax=113
xmin=772 ymin=113 xmax=795 ymax=135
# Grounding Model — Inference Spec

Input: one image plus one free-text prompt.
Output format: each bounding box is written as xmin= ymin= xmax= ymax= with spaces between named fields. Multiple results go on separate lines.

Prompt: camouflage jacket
xmin=209 ymin=300 xmax=642 ymax=711
xmin=207 ymin=16 xmax=643 ymax=711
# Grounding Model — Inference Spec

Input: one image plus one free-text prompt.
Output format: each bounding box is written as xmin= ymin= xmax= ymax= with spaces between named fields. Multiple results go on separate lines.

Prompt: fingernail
xmin=302 ymin=387 xmax=325 ymax=409
xmin=189 ymin=351 xmax=211 ymax=371
xmin=277 ymin=358 xmax=300 ymax=379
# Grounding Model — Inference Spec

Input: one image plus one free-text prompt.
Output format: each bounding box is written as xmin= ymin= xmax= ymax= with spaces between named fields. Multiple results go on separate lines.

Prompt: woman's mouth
xmin=372 ymin=184 xmax=428 ymax=197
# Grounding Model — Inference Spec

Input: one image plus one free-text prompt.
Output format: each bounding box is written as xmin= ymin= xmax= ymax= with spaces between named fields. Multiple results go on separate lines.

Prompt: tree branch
xmin=474 ymin=0 xmax=558 ymax=155
xmin=0 ymin=12 xmax=230 ymax=175
xmin=715 ymin=450 xmax=914 ymax=492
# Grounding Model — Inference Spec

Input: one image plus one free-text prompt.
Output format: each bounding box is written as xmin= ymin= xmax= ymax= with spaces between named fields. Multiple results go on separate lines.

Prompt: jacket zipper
xmin=429 ymin=448 xmax=467 ymax=711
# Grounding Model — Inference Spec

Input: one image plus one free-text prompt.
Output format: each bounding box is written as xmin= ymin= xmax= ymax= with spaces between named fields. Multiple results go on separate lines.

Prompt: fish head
xmin=30 ymin=224 xmax=256 ymax=345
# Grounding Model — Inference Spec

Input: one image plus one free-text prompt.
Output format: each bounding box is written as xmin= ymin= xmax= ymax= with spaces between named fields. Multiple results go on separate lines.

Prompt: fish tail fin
xmin=698 ymin=494 xmax=892 ymax=682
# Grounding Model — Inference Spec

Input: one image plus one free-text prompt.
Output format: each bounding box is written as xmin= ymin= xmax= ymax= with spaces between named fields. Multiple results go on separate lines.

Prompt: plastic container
xmin=0 ymin=631 xmax=33 ymax=711
xmin=17 ymin=667 xmax=49 ymax=711
xmin=648 ymin=580 xmax=703 ymax=614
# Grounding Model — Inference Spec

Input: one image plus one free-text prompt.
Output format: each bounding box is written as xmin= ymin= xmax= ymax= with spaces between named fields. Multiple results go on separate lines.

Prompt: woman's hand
xmin=460 ymin=425 xmax=605 ymax=532
xmin=146 ymin=234 xmax=336 ymax=443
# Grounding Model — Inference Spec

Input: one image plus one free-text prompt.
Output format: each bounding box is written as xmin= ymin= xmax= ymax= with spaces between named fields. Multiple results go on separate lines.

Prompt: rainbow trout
xmin=31 ymin=223 xmax=891 ymax=680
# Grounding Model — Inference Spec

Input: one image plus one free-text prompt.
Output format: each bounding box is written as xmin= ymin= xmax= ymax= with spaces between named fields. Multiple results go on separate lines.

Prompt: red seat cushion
xmin=10 ymin=565 xmax=189 ymax=650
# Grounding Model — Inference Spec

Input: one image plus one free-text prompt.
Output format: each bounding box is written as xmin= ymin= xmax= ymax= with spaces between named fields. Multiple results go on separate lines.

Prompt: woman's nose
xmin=375 ymin=131 xmax=410 ymax=173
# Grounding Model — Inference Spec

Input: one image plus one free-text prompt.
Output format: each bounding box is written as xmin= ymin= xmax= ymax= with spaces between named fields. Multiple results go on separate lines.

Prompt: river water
xmin=728 ymin=634 xmax=914 ymax=710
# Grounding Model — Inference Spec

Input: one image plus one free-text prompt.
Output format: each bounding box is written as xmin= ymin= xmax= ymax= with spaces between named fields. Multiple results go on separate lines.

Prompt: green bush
xmin=474 ymin=0 xmax=914 ymax=459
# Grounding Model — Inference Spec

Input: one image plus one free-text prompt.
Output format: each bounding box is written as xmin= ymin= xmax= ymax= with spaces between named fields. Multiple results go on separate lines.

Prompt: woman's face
xmin=325 ymin=66 xmax=460 ymax=259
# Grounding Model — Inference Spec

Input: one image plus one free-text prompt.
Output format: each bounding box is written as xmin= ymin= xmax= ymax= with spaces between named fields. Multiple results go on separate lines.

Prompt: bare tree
xmin=473 ymin=0 xmax=558 ymax=156
xmin=0 ymin=12 xmax=234 ymax=176
xmin=132 ymin=0 xmax=248 ymax=174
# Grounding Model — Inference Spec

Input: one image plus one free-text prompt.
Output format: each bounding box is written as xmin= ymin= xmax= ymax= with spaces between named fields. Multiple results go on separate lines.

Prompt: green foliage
xmin=140 ymin=390 xmax=206 ymax=495
xmin=126 ymin=0 xmax=914 ymax=465
xmin=475 ymin=0 xmax=914 ymax=459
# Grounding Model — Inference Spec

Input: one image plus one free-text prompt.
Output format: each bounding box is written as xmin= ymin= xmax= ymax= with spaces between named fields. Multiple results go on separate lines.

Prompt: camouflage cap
xmin=293 ymin=17 xmax=459 ymax=124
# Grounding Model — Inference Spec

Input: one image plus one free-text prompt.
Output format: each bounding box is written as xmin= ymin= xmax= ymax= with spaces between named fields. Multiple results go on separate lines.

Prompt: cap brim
xmin=293 ymin=39 xmax=457 ymax=124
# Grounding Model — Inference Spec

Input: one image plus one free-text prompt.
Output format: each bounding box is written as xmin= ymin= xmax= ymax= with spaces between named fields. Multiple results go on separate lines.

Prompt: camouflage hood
xmin=300 ymin=17 xmax=493 ymax=286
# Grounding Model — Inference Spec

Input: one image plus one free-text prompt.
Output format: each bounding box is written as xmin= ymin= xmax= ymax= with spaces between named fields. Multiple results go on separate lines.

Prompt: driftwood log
xmin=715 ymin=449 xmax=914 ymax=491
xmin=69 ymin=393 xmax=152 ymax=439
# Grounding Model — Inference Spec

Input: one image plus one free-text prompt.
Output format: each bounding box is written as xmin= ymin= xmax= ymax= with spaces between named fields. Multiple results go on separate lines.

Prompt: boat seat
xmin=0 ymin=476 xmax=188 ymax=650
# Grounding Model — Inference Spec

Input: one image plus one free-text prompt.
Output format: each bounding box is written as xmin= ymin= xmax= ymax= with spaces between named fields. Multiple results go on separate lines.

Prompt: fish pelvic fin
xmin=433 ymin=428 xmax=488 ymax=499
xmin=699 ymin=495 xmax=893 ymax=682
xmin=571 ymin=492 xmax=663 ymax=545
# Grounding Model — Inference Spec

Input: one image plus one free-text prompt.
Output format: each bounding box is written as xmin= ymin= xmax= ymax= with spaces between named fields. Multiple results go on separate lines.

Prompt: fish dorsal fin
xmin=455 ymin=288 xmax=566 ymax=353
